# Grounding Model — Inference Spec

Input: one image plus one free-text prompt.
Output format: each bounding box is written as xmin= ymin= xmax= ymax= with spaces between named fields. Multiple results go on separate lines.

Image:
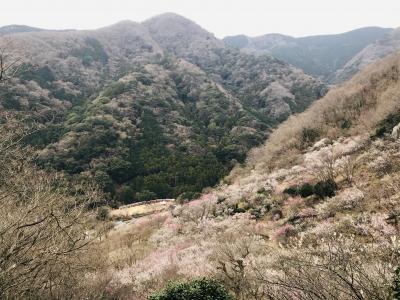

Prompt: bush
xmin=283 ymin=186 xmax=298 ymax=196
xmin=257 ymin=187 xmax=266 ymax=194
xmin=96 ymin=206 xmax=109 ymax=221
xmin=237 ymin=201 xmax=250 ymax=211
xmin=233 ymin=206 xmax=246 ymax=214
xmin=392 ymin=267 xmax=400 ymax=299
xmin=374 ymin=112 xmax=400 ymax=138
xmin=148 ymin=278 xmax=233 ymax=300
xmin=249 ymin=208 xmax=262 ymax=219
xmin=340 ymin=119 xmax=352 ymax=129
xmin=301 ymin=127 xmax=320 ymax=146
xmin=284 ymin=181 xmax=337 ymax=199
xmin=232 ymin=201 xmax=250 ymax=214
xmin=298 ymin=183 xmax=314 ymax=198
xmin=314 ymin=179 xmax=337 ymax=198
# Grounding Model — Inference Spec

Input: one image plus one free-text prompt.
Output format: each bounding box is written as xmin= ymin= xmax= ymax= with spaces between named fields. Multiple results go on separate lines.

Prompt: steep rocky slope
xmin=0 ymin=13 xmax=325 ymax=202
xmin=224 ymin=27 xmax=392 ymax=82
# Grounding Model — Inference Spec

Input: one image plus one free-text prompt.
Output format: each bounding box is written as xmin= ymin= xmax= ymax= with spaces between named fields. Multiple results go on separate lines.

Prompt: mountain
xmin=0 ymin=24 xmax=45 ymax=36
xmin=3 ymin=12 xmax=400 ymax=300
xmin=335 ymin=27 xmax=400 ymax=82
xmin=224 ymin=27 xmax=392 ymax=82
xmin=106 ymin=51 xmax=400 ymax=299
xmin=0 ymin=13 xmax=325 ymax=203
xmin=143 ymin=13 xmax=223 ymax=56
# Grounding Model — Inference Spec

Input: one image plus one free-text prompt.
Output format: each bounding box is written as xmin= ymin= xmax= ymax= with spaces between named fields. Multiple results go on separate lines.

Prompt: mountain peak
xmin=143 ymin=11 xmax=210 ymax=34
xmin=143 ymin=12 xmax=207 ymax=27
xmin=142 ymin=12 xmax=221 ymax=55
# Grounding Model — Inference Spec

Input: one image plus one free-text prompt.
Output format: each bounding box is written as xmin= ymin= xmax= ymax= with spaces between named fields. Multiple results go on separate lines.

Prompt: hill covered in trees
xmin=0 ymin=13 xmax=326 ymax=203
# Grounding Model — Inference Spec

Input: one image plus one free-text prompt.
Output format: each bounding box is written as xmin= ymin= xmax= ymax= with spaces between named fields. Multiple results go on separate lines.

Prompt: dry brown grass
xmin=230 ymin=52 xmax=400 ymax=177
xmin=109 ymin=201 xmax=173 ymax=218
xmin=101 ymin=213 xmax=168 ymax=270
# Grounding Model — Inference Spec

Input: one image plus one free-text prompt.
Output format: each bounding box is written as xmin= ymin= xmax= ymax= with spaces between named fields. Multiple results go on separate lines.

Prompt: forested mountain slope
xmin=0 ymin=13 xmax=325 ymax=203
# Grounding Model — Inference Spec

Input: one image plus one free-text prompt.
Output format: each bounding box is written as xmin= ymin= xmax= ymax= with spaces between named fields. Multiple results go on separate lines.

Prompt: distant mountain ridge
xmin=334 ymin=27 xmax=400 ymax=82
xmin=3 ymin=20 xmax=397 ymax=84
xmin=224 ymin=27 xmax=393 ymax=82
xmin=0 ymin=25 xmax=45 ymax=36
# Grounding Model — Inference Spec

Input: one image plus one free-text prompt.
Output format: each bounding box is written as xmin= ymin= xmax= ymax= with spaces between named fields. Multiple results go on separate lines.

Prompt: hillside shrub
xmin=301 ymin=127 xmax=320 ymax=146
xmin=148 ymin=278 xmax=233 ymax=300
xmin=284 ymin=181 xmax=337 ymax=199
xmin=233 ymin=205 xmax=246 ymax=214
xmin=340 ymin=119 xmax=352 ymax=129
xmin=314 ymin=179 xmax=337 ymax=198
xmin=298 ymin=183 xmax=314 ymax=198
xmin=249 ymin=208 xmax=264 ymax=220
xmin=392 ymin=267 xmax=400 ymax=299
xmin=283 ymin=186 xmax=298 ymax=196
xmin=237 ymin=201 xmax=250 ymax=211
xmin=374 ymin=112 xmax=400 ymax=138
xmin=257 ymin=187 xmax=266 ymax=194
xmin=96 ymin=206 xmax=109 ymax=221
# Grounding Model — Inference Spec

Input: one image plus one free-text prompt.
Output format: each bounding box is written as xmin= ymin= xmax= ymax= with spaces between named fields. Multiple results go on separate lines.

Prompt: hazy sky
xmin=1 ymin=0 xmax=399 ymax=38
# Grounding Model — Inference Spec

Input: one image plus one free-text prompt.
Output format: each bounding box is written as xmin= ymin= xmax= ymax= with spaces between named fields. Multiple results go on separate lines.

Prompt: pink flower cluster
xmin=272 ymin=224 xmax=295 ymax=240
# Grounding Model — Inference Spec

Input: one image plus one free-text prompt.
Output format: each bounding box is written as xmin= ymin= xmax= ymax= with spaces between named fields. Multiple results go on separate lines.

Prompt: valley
xmin=2 ymin=8 xmax=400 ymax=300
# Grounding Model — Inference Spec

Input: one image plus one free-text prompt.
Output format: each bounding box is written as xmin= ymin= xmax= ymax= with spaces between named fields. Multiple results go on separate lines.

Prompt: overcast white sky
xmin=1 ymin=0 xmax=399 ymax=38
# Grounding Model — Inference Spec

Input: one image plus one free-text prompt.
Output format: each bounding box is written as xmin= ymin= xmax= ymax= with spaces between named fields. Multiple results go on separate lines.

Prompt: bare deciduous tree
xmin=253 ymin=235 xmax=398 ymax=300
xmin=178 ymin=201 xmax=216 ymax=225
xmin=213 ymin=235 xmax=269 ymax=300
xmin=316 ymin=151 xmax=337 ymax=182
xmin=339 ymin=155 xmax=358 ymax=185
xmin=0 ymin=120 xmax=104 ymax=299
